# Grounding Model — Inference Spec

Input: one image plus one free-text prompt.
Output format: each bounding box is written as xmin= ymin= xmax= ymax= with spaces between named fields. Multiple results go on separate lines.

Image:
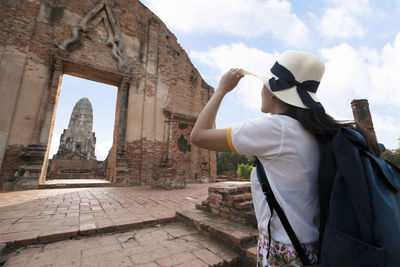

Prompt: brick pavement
xmin=2 ymin=222 xmax=239 ymax=266
xmin=0 ymin=184 xmax=216 ymax=247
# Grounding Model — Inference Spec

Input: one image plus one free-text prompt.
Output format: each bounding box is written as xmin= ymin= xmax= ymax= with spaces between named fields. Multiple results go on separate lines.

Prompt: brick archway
xmin=39 ymin=59 xmax=131 ymax=184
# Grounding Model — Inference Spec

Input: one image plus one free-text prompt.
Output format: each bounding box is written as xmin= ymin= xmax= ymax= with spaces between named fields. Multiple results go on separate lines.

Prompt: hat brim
xmin=240 ymin=69 xmax=318 ymax=109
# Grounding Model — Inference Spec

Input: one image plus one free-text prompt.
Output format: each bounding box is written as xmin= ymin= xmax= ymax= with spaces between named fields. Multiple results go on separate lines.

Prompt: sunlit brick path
xmin=2 ymin=222 xmax=238 ymax=266
xmin=0 ymin=184 xmax=216 ymax=247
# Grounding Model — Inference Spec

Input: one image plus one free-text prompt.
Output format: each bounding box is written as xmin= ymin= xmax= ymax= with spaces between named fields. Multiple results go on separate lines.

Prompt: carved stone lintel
xmin=59 ymin=0 xmax=133 ymax=74
xmin=163 ymin=109 xmax=197 ymax=124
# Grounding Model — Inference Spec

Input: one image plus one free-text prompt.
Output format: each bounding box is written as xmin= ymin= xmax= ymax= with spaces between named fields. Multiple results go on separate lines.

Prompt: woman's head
xmin=265 ymin=51 xmax=325 ymax=112
xmin=241 ymin=50 xmax=326 ymax=115
xmin=261 ymin=85 xmax=288 ymax=114
xmin=242 ymin=50 xmax=380 ymax=156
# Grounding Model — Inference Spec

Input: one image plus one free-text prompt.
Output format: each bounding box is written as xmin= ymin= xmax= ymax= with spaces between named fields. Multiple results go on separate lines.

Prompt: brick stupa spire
xmin=55 ymin=97 xmax=96 ymax=160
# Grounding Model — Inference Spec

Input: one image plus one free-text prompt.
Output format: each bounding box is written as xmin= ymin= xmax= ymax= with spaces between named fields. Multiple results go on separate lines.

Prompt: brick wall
xmin=0 ymin=145 xmax=25 ymax=183
xmin=0 ymin=0 xmax=216 ymax=189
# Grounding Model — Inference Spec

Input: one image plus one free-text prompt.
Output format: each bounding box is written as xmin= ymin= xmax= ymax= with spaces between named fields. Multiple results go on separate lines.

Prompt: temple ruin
xmin=47 ymin=97 xmax=106 ymax=180
xmin=0 ymin=0 xmax=217 ymax=190
xmin=55 ymin=97 xmax=97 ymax=161
xmin=0 ymin=0 xmax=378 ymax=191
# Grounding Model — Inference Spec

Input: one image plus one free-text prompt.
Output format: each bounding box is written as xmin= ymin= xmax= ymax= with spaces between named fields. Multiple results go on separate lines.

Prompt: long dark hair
xmin=284 ymin=104 xmax=381 ymax=157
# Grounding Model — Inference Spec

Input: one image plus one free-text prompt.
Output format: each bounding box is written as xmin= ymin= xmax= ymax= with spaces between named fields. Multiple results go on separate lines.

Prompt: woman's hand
xmin=217 ymin=68 xmax=244 ymax=95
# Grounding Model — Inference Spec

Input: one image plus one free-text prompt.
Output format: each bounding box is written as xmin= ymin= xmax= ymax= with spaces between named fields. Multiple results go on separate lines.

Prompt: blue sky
xmin=51 ymin=0 xmax=400 ymax=159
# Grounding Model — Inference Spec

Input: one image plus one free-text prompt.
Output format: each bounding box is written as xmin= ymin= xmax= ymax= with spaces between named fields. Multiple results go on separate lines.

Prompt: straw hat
xmin=240 ymin=51 xmax=325 ymax=112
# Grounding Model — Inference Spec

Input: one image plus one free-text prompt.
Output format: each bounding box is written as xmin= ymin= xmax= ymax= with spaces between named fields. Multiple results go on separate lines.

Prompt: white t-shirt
xmin=227 ymin=114 xmax=320 ymax=245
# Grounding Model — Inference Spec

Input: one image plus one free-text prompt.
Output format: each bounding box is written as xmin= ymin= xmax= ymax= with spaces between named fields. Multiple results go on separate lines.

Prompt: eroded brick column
xmin=351 ymin=99 xmax=377 ymax=141
xmin=114 ymin=77 xmax=131 ymax=185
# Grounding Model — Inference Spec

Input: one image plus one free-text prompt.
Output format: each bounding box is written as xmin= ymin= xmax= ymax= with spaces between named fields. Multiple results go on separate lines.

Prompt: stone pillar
xmin=351 ymin=99 xmax=377 ymax=141
xmin=38 ymin=57 xmax=63 ymax=184
xmin=114 ymin=77 xmax=131 ymax=184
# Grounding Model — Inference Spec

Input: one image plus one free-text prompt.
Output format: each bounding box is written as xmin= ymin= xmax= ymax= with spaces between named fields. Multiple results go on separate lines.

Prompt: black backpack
xmin=255 ymin=127 xmax=400 ymax=266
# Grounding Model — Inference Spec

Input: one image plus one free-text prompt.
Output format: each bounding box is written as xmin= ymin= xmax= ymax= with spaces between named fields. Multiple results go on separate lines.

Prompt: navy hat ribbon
xmin=269 ymin=62 xmax=325 ymax=115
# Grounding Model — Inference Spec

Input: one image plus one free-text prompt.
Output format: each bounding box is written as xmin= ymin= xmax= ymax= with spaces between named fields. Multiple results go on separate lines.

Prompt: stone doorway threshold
xmin=39 ymin=179 xmax=113 ymax=189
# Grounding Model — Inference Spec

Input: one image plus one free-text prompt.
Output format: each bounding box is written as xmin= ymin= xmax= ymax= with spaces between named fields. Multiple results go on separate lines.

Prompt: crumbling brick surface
xmin=0 ymin=145 xmax=25 ymax=183
xmin=196 ymin=183 xmax=257 ymax=227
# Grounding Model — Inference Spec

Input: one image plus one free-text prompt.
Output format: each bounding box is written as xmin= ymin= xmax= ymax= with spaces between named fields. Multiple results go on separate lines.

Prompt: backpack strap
xmin=254 ymin=156 xmax=312 ymax=266
xmin=317 ymin=136 xmax=335 ymax=260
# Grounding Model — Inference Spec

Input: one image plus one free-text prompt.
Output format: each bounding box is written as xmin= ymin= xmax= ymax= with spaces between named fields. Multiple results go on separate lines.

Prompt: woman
xmin=190 ymin=51 xmax=379 ymax=266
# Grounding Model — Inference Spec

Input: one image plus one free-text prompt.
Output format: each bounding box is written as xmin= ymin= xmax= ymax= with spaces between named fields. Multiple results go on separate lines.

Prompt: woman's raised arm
xmin=190 ymin=68 xmax=243 ymax=152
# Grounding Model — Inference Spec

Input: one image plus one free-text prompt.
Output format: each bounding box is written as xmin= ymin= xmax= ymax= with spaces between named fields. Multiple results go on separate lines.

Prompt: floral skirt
xmin=257 ymin=233 xmax=318 ymax=267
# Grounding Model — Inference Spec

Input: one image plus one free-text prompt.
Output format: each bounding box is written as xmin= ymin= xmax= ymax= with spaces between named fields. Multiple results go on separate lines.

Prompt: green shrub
xmin=381 ymin=148 xmax=400 ymax=169
xmin=237 ymin=163 xmax=253 ymax=179
xmin=217 ymin=152 xmax=253 ymax=174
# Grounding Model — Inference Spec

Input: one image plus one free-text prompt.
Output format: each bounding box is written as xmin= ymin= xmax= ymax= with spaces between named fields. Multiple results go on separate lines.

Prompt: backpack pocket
xmin=321 ymin=224 xmax=384 ymax=267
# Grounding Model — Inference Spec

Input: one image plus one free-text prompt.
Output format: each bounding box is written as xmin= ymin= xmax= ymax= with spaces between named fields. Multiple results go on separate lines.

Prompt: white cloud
xmin=319 ymin=33 xmax=400 ymax=110
xmin=372 ymin=113 xmax=399 ymax=135
xmin=318 ymin=33 xmax=400 ymax=147
xmin=144 ymin=0 xmax=309 ymax=47
xmin=371 ymin=113 xmax=400 ymax=149
xmin=369 ymin=34 xmax=400 ymax=105
xmin=96 ymin=140 xmax=113 ymax=160
xmin=318 ymin=0 xmax=370 ymax=39
xmin=191 ymin=42 xmax=278 ymax=110
xmin=318 ymin=43 xmax=374 ymax=119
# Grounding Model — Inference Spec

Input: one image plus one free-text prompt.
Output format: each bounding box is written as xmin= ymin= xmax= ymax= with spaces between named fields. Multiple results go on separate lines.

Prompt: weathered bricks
xmin=0 ymin=145 xmax=25 ymax=184
xmin=196 ymin=182 xmax=257 ymax=228
xmin=226 ymin=192 xmax=252 ymax=201
xmin=2 ymin=222 xmax=240 ymax=267
xmin=177 ymin=209 xmax=258 ymax=251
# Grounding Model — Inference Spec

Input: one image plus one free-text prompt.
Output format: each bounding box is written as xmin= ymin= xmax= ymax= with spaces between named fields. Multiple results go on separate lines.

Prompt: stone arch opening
xmin=45 ymin=74 xmax=117 ymax=182
xmin=38 ymin=59 xmax=130 ymax=185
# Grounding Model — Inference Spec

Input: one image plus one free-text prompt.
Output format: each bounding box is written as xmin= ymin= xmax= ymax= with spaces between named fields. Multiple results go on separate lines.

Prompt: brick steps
xmin=245 ymin=245 xmax=258 ymax=262
xmin=197 ymin=182 xmax=257 ymax=228
xmin=0 ymin=212 xmax=244 ymax=266
xmin=38 ymin=182 xmax=114 ymax=189
xmin=0 ymin=216 xmax=176 ymax=250
xmin=1 ymin=222 xmax=241 ymax=267
xmin=177 ymin=209 xmax=258 ymax=266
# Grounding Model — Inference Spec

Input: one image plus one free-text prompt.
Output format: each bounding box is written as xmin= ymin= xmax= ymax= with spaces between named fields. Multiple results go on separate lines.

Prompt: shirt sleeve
xmin=228 ymin=115 xmax=283 ymax=158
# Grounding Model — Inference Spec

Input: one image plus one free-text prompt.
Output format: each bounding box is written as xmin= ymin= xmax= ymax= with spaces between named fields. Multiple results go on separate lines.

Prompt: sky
xmin=51 ymin=0 xmax=400 ymax=159
xmin=140 ymin=0 xmax=400 ymax=150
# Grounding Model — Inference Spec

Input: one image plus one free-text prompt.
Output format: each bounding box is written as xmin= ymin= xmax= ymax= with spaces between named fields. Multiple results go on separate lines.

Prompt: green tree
xmin=217 ymin=152 xmax=253 ymax=174
xmin=381 ymin=137 xmax=400 ymax=168
xmin=381 ymin=148 xmax=400 ymax=169
xmin=237 ymin=163 xmax=253 ymax=179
